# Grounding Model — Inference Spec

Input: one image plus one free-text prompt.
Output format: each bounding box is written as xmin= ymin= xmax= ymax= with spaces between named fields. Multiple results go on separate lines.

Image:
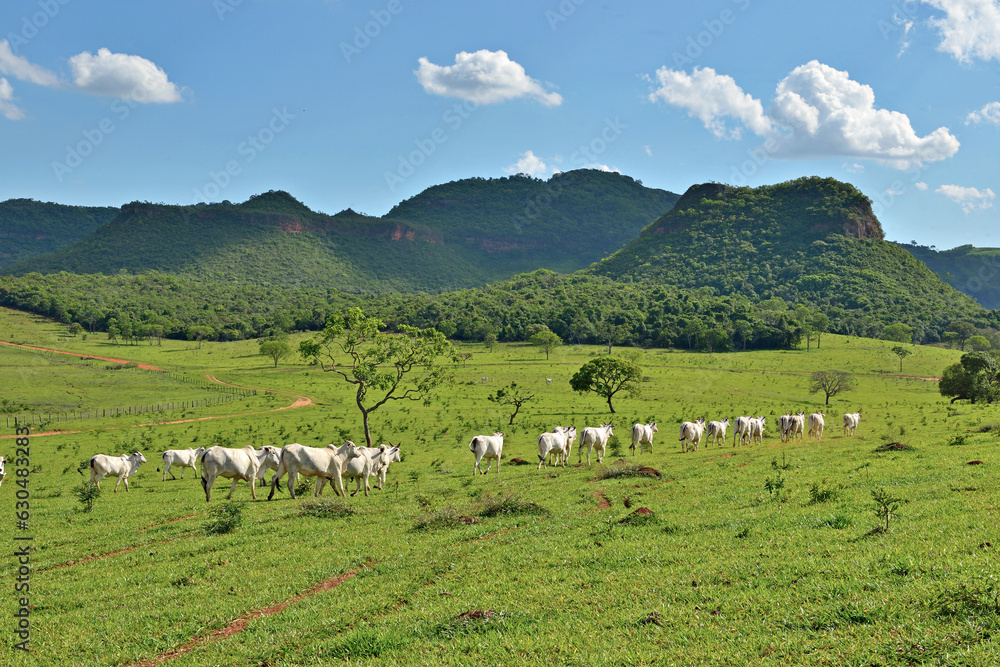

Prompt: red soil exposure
xmin=44 ymin=533 xmax=199 ymax=572
xmin=968 ymin=460 xmax=984 ymax=465
xmin=0 ymin=340 xmax=164 ymax=370
xmin=132 ymin=569 xmax=362 ymax=667
xmin=594 ymin=492 xmax=611 ymax=509
xmin=508 ymin=457 xmax=531 ymax=465
xmin=637 ymin=467 xmax=662 ymax=478
xmin=633 ymin=507 xmax=654 ymax=516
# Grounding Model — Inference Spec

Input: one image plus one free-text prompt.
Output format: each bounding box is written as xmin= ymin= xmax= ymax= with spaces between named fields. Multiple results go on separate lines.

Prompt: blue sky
xmin=1 ymin=0 xmax=999 ymax=249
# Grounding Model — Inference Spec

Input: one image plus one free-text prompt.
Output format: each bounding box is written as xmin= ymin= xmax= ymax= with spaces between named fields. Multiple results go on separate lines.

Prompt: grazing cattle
xmin=200 ymin=446 xmax=280 ymax=502
xmin=808 ymin=413 xmax=826 ymax=440
xmin=538 ymin=426 xmax=576 ymax=469
xmin=679 ymin=418 xmax=706 ymax=453
xmin=750 ymin=416 xmax=766 ymax=445
xmin=546 ymin=378 xmax=553 ymax=384
xmin=343 ymin=445 xmax=398 ymax=497
xmin=267 ymin=441 xmax=361 ymax=500
xmin=470 ymin=433 xmax=504 ymax=475
xmin=255 ymin=445 xmax=283 ymax=487
xmin=481 ymin=377 xmax=488 ymax=383
xmin=789 ymin=412 xmax=805 ymax=442
xmin=778 ymin=414 xmax=793 ymax=443
xmin=630 ymin=422 xmax=658 ymax=455
xmin=161 ymin=447 xmax=206 ymax=481
xmin=706 ymin=418 xmax=730 ymax=447
xmin=734 ymin=417 xmax=752 ymax=447
xmin=843 ymin=412 xmax=862 ymax=436
xmin=364 ymin=443 xmax=401 ymax=490
xmin=89 ymin=451 xmax=148 ymax=493
xmin=579 ymin=423 xmax=614 ymax=465
xmin=0 ymin=455 xmax=5 ymax=488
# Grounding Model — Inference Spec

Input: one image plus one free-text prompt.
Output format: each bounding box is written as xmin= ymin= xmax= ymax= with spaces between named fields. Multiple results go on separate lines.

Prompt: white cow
xmin=706 ymin=418 xmax=730 ymax=447
xmin=343 ymin=445 xmax=398 ymax=497
xmin=200 ymin=446 xmax=280 ymax=502
xmin=538 ymin=426 xmax=576 ymax=469
xmin=161 ymin=447 xmax=206 ymax=481
xmin=679 ymin=418 xmax=706 ymax=453
xmin=255 ymin=445 xmax=283 ymax=487
xmin=778 ymin=414 xmax=793 ymax=443
xmin=0 ymin=455 xmax=5 ymax=488
xmin=789 ymin=412 xmax=805 ymax=442
xmin=267 ymin=441 xmax=361 ymax=500
xmin=363 ymin=443 xmax=401 ymax=489
xmin=546 ymin=378 xmax=553 ymax=384
xmin=470 ymin=433 xmax=504 ymax=475
xmin=89 ymin=451 xmax=148 ymax=493
xmin=843 ymin=412 xmax=862 ymax=437
xmin=734 ymin=416 xmax=752 ymax=447
xmin=750 ymin=416 xmax=766 ymax=445
xmin=579 ymin=423 xmax=614 ymax=465
xmin=630 ymin=422 xmax=658 ymax=455
xmin=808 ymin=412 xmax=826 ymax=440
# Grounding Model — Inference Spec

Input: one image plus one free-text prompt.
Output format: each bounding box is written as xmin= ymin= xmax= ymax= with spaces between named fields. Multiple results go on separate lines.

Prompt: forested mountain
xmin=589 ymin=177 xmax=985 ymax=342
xmin=0 ymin=199 xmax=118 ymax=268
xmin=898 ymin=242 xmax=1000 ymax=310
xmin=5 ymin=171 xmax=678 ymax=292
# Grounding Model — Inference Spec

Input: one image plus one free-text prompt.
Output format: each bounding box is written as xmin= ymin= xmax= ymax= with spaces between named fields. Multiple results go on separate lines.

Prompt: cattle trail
xmin=43 ymin=532 xmax=200 ymax=572
xmin=131 ymin=569 xmax=363 ymax=667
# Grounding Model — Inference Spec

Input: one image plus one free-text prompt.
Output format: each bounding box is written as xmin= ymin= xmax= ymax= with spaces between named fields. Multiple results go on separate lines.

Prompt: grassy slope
xmin=2 ymin=310 xmax=999 ymax=665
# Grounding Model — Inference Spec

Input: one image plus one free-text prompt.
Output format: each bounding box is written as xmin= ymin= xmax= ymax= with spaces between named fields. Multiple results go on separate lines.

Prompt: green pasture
xmin=1 ymin=309 xmax=999 ymax=665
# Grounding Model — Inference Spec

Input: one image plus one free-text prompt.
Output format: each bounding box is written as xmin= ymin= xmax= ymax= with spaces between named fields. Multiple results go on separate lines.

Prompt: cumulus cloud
xmin=915 ymin=181 xmax=929 ymax=190
xmin=648 ymin=60 xmax=960 ymax=169
xmin=936 ymin=184 xmax=996 ymax=212
xmin=581 ymin=162 xmax=620 ymax=173
xmin=966 ymin=101 xmax=1000 ymax=125
xmin=69 ymin=48 xmax=183 ymax=102
xmin=643 ymin=145 xmax=653 ymax=156
xmin=922 ymin=0 xmax=1000 ymax=62
xmin=0 ymin=40 xmax=59 ymax=87
xmin=0 ymin=78 xmax=25 ymax=120
xmin=416 ymin=49 xmax=562 ymax=107
xmin=504 ymin=150 xmax=549 ymax=176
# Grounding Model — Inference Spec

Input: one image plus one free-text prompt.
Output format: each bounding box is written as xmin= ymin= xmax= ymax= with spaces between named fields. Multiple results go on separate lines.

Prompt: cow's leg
xmin=227 ymin=479 xmax=238 ymax=499
xmin=249 ymin=476 xmax=258 ymax=500
xmin=202 ymin=476 xmax=212 ymax=503
xmin=287 ymin=472 xmax=297 ymax=499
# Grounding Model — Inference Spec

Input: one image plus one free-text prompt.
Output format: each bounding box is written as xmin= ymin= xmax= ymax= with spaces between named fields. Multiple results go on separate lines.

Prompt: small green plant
xmin=298 ymin=498 xmax=355 ymax=519
xmin=771 ymin=453 xmax=792 ymax=470
xmin=808 ymin=481 xmax=840 ymax=504
xmin=72 ymin=482 xmax=101 ymax=513
xmin=871 ymin=487 xmax=905 ymax=532
xmin=203 ymin=502 xmax=245 ymax=535
xmin=413 ymin=505 xmax=474 ymax=531
xmin=947 ymin=434 xmax=968 ymax=446
xmin=477 ymin=490 xmax=549 ymax=518
xmin=764 ymin=473 xmax=785 ymax=498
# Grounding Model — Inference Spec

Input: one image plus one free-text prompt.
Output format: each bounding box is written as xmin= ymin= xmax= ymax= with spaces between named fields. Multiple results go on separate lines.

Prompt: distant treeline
xmin=2 ymin=269 xmax=997 ymax=351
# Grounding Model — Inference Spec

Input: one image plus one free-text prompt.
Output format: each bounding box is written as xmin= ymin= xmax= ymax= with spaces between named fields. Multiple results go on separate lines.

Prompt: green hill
xmin=0 ymin=199 xmax=118 ymax=268
xmin=590 ymin=177 xmax=987 ymax=342
xmin=899 ymin=242 xmax=1000 ymax=310
xmin=5 ymin=171 xmax=678 ymax=292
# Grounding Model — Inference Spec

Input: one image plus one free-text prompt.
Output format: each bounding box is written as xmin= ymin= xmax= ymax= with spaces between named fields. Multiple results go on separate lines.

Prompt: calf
xmin=161 ymin=447 xmax=206 ymax=481
xmin=90 ymin=451 xmax=148 ymax=493
xmin=470 ymin=433 xmax=504 ymax=475
xmin=630 ymin=422 xmax=658 ymax=455
xmin=750 ymin=416 xmax=766 ymax=445
xmin=843 ymin=412 xmax=862 ymax=436
xmin=579 ymin=423 xmax=614 ymax=465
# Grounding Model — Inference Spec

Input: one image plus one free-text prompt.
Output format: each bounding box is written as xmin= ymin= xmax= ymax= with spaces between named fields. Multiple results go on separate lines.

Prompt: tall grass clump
xmin=72 ymin=482 xmax=100 ymax=513
xmin=594 ymin=460 xmax=660 ymax=480
xmin=298 ymin=498 xmax=355 ymax=519
xmin=413 ymin=505 xmax=475 ymax=531
xmin=203 ymin=501 xmax=246 ymax=535
xmin=477 ymin=490 xmax=549 ymax=518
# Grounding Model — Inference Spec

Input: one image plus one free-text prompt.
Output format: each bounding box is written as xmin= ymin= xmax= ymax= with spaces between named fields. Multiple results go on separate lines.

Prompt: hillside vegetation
xmin=0 ymin=198 xmax=117 ymax=268
xmin=591 ymin=177 xmax=986 ymax=341
xmin=900 ymin=242 xmax=1000 ymax=310
xmin=5 ymin=171 xmax=678 ymax=292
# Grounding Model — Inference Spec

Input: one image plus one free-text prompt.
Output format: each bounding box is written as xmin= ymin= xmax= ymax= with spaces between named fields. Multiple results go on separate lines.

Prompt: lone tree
xmin=569 ymin=356 xmax=642 ymax=413
xmin=259 ymin=339 xmax=291 ymax=368
xmin=939 ymin=351 xmax=998 ymax=404
xmin=891 ymin=345 xmax=911 ymax=372
xmin=530 ymin=330 xmax=562 ymax=360
xmin=299 ymin=307 xmax=456 ymax=446
xmin=809 ymin=370 xmax=856 ymax=406
xmin=487 ymin=381 xmax=534 ymax=425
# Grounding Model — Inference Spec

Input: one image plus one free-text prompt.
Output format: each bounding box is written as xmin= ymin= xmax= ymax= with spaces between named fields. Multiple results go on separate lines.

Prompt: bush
xmin=203 ymin=502 xmax=245 ymax=535
xmin=73 ymin=482 xmax=101 ymax=513
xmin=594 ymin=460 xmax=661 ymax=480
xmin=477 ymin=490 xmax=549 ymax=518
xmin=298 ymin=498 xmax=355 ymax=519
xmin=808 ymin=481 xmax=840 ymax=504
xmin=413 ymin=505 xmax=477 ymax=531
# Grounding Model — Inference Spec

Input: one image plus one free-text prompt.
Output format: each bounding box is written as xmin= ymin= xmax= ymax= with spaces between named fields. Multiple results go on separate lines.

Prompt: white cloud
xmin=844 ymin=162 xmax=865 ymax=173
xmin=915 ymin=181 xmax=929 ymax=190
xmin=504 ymin=150 xmax=549 ymax=176
xmin=648 ymin=66 xmax=771 ymax=139
xmin=582 ymin=163 xmax=620 ymax=173
xmin=416 ymin=50 xmax=562 ymax=107
xmin=922 ymin=0 xmax=1000 ymax=62
xmin=69 ymin=48 xmax=183 ymax=102
xmin=648 ymin=60 xmax=960 ymax=169
xmin=936 ymin=183 xmax=996 ymax=212
xmin=0 ymin=40 xmax=59 ymax=87
xmin=0 ymin=78 xmax=25 ymax=120
xmin=643 ymin=145 xmax=653 ymax=156
xmin=966 ymin=101 xmax=1000 ymax=125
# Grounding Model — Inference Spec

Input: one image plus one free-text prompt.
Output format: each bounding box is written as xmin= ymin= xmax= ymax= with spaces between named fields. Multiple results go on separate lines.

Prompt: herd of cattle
xmin=79 ymin=411 xmax=864 ymax=497
xmin=469 ymin=411 xmax=863 ymax=474
xmin=84 ymin=441 xmax=402 ymax=501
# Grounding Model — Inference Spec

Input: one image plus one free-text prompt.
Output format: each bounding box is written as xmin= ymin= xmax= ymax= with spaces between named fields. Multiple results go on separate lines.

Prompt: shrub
xmin=298 ymin=498 xmax=355 ymax=519
xmin=477 ymin=490 xmax=549 ymax=518
xmin=413 ymin=505 xmax=476 ymax=531
xmin=203 ymin=502 xmax=245 ymax=535
xmin=808 ymin=481 xmax=840 ymax=504
xmin=73 ymin=482 xmax=101 ymax=513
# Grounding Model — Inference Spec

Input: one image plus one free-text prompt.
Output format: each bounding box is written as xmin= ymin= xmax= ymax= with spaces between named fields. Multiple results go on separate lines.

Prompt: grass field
xmin=1 ymin=307 xmax=998 ymax=666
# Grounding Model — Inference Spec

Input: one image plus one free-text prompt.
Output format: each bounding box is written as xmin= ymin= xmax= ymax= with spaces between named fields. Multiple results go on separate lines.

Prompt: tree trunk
xmin=607 ymin=395 xmax=615 ymax=413
xmin=361 ymin=406 xmax=373 ymax=446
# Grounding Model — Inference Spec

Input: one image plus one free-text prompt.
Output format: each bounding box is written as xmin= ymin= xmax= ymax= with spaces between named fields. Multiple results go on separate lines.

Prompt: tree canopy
xmin=569 ymin=356 xmax=642 ymax=413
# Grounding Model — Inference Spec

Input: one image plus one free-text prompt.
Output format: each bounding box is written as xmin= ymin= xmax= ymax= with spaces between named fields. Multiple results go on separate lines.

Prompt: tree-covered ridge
xmin=5 ymin=170 xmax=679 ymax=291
xmin=590 ymin=177 xmax=983 ymax=342
xmin=899 ymin=242 xmax=1000 ymax=310
xmin=0 ymin=199 xmax=118 ymax=268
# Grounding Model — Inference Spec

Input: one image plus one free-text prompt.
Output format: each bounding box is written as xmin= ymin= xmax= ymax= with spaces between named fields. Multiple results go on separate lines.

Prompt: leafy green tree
xmin=945 ymin=320 xmax=977 ymax=351
xmin=530 ymin=330 xmax=562 ymax=360
xmin=487 ymin=381 xmax=534 ymax=425
xmin=881 ymin=323 xmax=913 ymax=343
xmin=891 ymin=345 xmax=911 ymax=372
xmin=968 ymin=335 xmax=991 ymax=352
xmin=939 ymin=362 xmax=978 ymax=403
xmin=187 ymin=326 xmax=214 ymax=349
xmin=811 ymin=311 xmax=830 ymax=349
xmin=483 ymin=332 xmax=497 ymax=352
xmin=940 ymin=351 xmax=1000 ymax=404
xmin=259 ymin=339 xmax=291 ymax=367
xmin=299 ymin=307 xmax=456 ymax=446
xmin=569 ymin=356 xmax=642 ymax=413
xmin=809 ymin=370 xmax=856 ymax=406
